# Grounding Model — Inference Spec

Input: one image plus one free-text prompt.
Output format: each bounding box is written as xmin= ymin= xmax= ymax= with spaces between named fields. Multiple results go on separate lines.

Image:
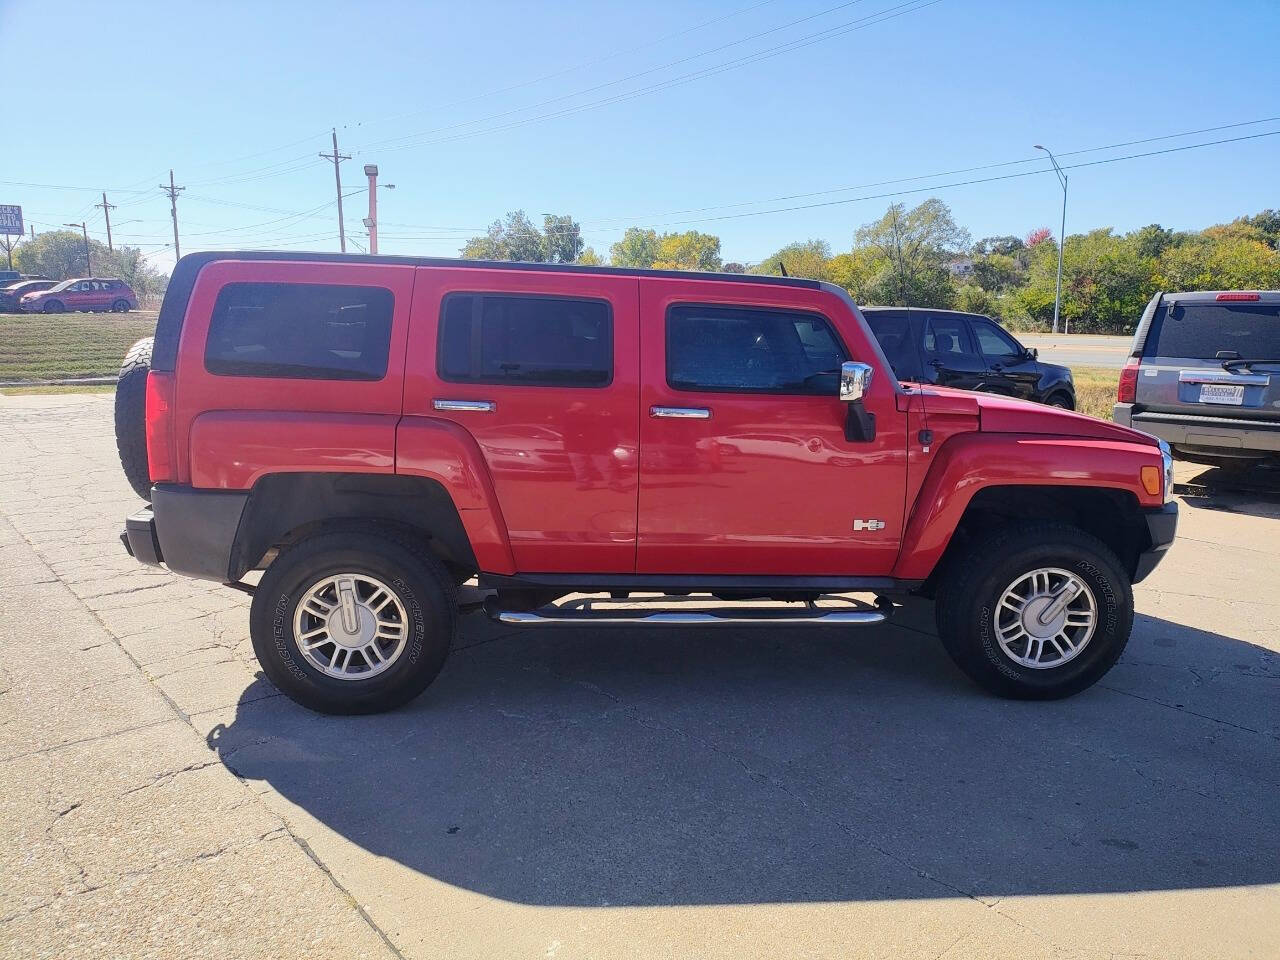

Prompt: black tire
xmin=1045 ymin=392 xmax=1074 ymax=409
xmin=43 ymin=300 xmax=63 ymax=313
xmin=114 ymin=337 xmax=154 ymax=501
xmin=250 ymin=530 xmax=457 ymax=715
xmin=112 ymin=299 xmax=130 ymax=312
xmin=935 ymin=521 xmax=1132 ymax=700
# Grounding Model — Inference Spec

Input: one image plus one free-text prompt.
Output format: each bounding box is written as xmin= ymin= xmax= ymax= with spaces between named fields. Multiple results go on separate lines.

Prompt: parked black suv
xmin=863 ymin=307 xmax=1075 ymax=407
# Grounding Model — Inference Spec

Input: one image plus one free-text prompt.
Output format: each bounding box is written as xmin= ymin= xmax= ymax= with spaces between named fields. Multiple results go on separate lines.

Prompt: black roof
xmin=176 ymin=250 xmax=820 ymax=289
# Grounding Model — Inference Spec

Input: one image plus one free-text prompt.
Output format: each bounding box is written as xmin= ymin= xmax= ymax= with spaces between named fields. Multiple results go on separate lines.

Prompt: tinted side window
xmin=438 ymin=294 xmax=612 ymax=386
xmin=863 ymin=310 xmax=912 ymax=378
xmin=205 ymin=282 xmax=394 ymax=380
xmin=666 ymin=304 xmax=847 ymax=394
xmin=923 ymin=315 xmax=978 ymax=357
xmin=1145 ymin=303 xmax=1280 ymax=359
xmin=972 ymin=319 xmax=1023 ymax=359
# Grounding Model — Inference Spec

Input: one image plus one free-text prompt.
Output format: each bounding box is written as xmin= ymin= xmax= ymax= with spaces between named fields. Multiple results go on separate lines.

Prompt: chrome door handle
xmin=650 ymin=406 xmax=710 ymax=419
xmin=434 ymin=399 xmax=495 ymax=413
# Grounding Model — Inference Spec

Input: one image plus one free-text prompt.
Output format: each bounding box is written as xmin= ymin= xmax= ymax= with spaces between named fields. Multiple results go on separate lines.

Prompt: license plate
xmin=1198 ymin=383 xmax=1245 ymax=405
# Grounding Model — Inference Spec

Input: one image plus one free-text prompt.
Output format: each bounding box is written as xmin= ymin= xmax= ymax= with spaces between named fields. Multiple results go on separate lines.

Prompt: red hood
xmin=919 ymin=385 xmax=1158 ymax=446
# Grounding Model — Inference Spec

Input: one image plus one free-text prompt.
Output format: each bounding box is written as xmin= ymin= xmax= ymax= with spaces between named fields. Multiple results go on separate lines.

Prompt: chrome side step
xmin=485 ymin=595 xmax=891 ymax=627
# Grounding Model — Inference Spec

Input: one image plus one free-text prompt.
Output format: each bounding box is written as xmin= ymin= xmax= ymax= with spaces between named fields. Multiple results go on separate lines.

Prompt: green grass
xmin=0 ymin=310 xmax=157 ymax=381
xmin=0 ymin=384 xmax=116 ymax=396
xmin=1071 ymin=366 xmax=1120 ymax=420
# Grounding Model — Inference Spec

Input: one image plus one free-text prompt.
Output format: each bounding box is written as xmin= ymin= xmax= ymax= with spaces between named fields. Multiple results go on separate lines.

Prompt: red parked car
xmin=115 ymin=252 xmax=1176 ymax=714
xmin=21 ymin=277 xmax=137 ymax=313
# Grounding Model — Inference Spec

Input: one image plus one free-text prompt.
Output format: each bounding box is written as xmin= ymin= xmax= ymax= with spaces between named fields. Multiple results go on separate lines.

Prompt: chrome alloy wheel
xmin=292 ymin=574 xmax=409 ymax=681
xmin=993 ymin=567 xmax=1097 ymax=670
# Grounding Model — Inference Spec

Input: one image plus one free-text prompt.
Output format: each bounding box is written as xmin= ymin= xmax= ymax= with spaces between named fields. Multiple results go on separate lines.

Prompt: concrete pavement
xmin=1 ymin=392 xmax=1278 ymax=959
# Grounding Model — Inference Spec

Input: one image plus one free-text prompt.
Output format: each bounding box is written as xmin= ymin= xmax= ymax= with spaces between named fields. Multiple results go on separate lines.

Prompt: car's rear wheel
xmin=42 ymin=300 xmax=63 ymax=313
xmin=1045 ymin=392 xmax=1074 ymax=409
xmin=112 ymin=299 xmax=130 ymax=312
xmin=114 ymin=337 xmax=154 ymax=501
xmin=250 ymin=531 xmax=456 ymax=714
xmin=935 ymin=521 xmax=1132 ymax=699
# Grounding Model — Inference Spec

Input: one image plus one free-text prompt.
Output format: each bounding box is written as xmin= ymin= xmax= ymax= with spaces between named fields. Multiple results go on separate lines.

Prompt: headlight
xmin=1158 ymin=438 xmax=1174 ymax=503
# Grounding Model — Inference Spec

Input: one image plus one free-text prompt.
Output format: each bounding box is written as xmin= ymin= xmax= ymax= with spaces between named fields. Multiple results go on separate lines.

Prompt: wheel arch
xmin=921 ymin=485 xmax=1152 ymax=596
xmin=229 ymin=472 xmax=480 ymax=582
xmin=894 ymin=433 xmax=1161 ymax=585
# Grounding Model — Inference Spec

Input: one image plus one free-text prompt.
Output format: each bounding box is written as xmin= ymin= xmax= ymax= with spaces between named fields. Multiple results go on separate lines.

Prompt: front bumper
xmin=1133 ymin=501 xmax=1178 ymax=583
xmin=120 ymin=485 xmax=249 ymax=583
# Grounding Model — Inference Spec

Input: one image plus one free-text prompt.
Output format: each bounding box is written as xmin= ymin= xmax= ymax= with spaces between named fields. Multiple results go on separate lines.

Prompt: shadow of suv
xmin=863 ymin=307 xmax=1075 ymax=407
xmin=1114 ymin=291 xmax=1280 ymax=468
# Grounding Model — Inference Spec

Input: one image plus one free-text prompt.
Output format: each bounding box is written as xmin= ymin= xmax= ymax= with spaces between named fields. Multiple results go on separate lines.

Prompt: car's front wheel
xmin=42 ymin=300 xmax=63 ymax=313
xmin=935 ymin=522 xmax=1132 ymax=699
xmin=250 ymin=530 xmax=456 ymax=714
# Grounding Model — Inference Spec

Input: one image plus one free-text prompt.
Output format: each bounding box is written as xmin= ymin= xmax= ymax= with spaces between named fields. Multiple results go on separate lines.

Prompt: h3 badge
xmin=852 ymin=519 xmax=886 ymax=532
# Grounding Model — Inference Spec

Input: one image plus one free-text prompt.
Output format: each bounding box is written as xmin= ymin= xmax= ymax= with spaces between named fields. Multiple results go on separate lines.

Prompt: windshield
xmin=47 ymin=279 xmax=77 ymax=293
xmin=1144 ymin=302 xmax=1280 ymax=360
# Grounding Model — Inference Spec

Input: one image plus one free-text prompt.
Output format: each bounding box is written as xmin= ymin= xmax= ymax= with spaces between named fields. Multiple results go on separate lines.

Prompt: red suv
xmin=115 ymin=252 xmax=1176 ymax=714
xmin=21 ymin=276 xmax=137 ymax=313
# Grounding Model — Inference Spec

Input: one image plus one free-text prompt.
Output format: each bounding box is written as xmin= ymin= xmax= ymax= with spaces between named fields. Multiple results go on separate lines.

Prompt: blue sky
xmin=3 ymin=0 xmax=1277 ymax=272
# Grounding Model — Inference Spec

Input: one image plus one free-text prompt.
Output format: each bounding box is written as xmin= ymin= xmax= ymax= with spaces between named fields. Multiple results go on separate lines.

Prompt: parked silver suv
xmin=1114 ymin=290 xmax=1280 ymax=467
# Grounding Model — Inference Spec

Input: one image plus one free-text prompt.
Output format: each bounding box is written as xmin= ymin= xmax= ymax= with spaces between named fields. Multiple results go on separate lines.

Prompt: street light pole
xmin=65 ymin=222 xmax=91 ymax=275
xmin=1034 ymin=145 xmax=1068 ymax=335
xmin=363 ymin=164 xmax=378 ymax=254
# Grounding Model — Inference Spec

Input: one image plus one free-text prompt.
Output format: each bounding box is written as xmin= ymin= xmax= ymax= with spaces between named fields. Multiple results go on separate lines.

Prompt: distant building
xmin=946 ymin=257 xmax=974 ymax=278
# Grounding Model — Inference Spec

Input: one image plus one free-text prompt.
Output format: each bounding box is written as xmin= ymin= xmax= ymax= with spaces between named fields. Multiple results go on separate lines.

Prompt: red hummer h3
xmin=116 ymin=253 xmax=1176 ymax=714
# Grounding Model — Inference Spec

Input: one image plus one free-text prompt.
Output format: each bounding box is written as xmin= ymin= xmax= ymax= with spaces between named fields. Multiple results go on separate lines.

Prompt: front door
xmin=636 ymin=279 xmax=908 ymax=576
xmin=970 ymin=315 xmax=1039 ymax=399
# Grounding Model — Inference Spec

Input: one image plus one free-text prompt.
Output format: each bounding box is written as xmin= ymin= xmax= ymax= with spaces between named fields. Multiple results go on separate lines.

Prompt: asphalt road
xmin=2 ymin=393 xmax=1278 ymax=959
xmin=1019 ymin=333 xmax=1130 ymax=369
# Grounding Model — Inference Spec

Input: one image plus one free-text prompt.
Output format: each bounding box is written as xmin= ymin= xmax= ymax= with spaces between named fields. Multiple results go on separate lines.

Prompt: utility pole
xmin=363 ymin=164 xmax=379 ymax=254
xmin=160 ymin=170 xmax=185 ymax=260
xmin=95 ymin=192 xmax=117 ymax=252
xmin=320 ymin=129 xmax=351 ymax=253
xmin=1034 ymin=144 xmax=1068 ymax=335
xmin=64 ymin=222 xmax=91 ymax=275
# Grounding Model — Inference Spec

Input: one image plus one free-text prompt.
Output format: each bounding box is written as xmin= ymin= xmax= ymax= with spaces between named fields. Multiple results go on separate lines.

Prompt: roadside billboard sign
xmin=0 ymin=205 xmax=22 ymax=236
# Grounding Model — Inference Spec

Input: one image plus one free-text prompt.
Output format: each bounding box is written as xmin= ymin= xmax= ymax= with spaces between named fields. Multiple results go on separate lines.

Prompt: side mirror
xmin=839 ymin=361 xmax=874 ymax=402
xmin=839 ymin=361 xmax=876 ymax=443
xmin=1027 ymin=347 xmax=1039 ymax=360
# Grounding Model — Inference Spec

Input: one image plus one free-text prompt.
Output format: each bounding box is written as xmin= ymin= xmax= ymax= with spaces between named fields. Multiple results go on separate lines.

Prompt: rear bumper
xmin=120 ymin=485 xmax=248 ymax=583
xmin=1115 ymin=405 xmax=1280 ymax=456
xmin=1133 ymin=502 xmax=1178 ymax=583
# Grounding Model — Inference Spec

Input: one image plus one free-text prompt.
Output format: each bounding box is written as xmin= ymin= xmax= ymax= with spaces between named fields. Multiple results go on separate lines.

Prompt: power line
xmin=358 ymin=0 xmax=897 ymax=153
xmin=349 ymin=0 xmax=784 ymax=134
xmin=575 ymin=115 xmax=1280 ymax=226
xmin=630 ymin=127 xmax=1280 ymax=228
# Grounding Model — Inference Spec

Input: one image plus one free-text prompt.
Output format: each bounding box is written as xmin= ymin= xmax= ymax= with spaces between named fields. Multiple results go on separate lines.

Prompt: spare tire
xmin=115 ymin=337 xmax=154 ymax=501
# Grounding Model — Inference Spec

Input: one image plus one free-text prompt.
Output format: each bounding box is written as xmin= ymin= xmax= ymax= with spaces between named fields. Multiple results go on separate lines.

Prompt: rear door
xmin=1136 ymin=295 xmax=1280 ymax=421
xmin=921 ymin=313 xmax=987 ymax=390
xmin=635 ymin=278 xmax=908 ymax=575
xmin=403 ymin=267 xmax=640 ymax=573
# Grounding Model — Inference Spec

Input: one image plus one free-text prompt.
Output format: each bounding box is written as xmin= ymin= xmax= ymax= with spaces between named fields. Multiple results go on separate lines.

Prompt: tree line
xmin=11 ymin=231 xmax=170 ymax=303
xmin=460 ymin=202 xmax=1280 ymax=334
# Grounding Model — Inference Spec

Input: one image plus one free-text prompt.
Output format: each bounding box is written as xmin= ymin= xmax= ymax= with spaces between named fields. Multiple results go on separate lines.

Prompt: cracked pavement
xmin=1 ymin=393 xmax=1278 ymax=960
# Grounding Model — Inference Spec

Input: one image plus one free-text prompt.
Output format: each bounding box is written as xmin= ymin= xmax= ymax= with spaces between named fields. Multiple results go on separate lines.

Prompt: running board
xmin=485 ymin=595 xmax=892 ymax=627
